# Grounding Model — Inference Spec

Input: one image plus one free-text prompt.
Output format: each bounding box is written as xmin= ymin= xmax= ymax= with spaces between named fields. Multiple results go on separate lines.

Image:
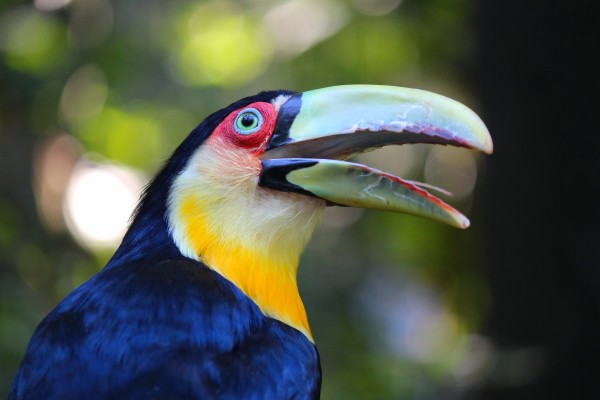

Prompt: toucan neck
xmin=186 ymin=208 xmax=312 ymax=340
xmin=169 ymin=191 xmax=323 ymax=342
xmin=166 ymin=146 xmax=325 ymax=341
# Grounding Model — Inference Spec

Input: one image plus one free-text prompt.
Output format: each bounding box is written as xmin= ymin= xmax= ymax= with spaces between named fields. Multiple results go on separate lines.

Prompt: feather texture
xmin=10 ymin=258 xmax=321 ymax=399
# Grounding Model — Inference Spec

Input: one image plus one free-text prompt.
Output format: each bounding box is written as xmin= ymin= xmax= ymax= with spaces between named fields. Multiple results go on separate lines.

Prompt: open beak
xmin=259 ymin=85 xmax=492 ymax=229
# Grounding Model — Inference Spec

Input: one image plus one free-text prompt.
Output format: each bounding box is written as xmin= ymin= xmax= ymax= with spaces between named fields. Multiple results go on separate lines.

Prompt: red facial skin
xmin=209 ymin=102 xmax=278 ymax=155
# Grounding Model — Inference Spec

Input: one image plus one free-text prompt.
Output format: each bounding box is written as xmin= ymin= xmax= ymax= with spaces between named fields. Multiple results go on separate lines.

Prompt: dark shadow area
xmin=475 ymin=0 xmax=600 ymax=398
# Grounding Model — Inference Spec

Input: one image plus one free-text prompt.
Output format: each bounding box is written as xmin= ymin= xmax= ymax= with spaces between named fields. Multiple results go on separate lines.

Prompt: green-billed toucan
xmin=10 ymin=85 xmax=491 ymax=399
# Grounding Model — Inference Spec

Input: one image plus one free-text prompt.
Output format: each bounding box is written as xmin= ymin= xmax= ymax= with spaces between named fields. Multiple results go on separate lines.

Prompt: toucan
xmin=10 ymin=85 xmax=492 ymax=399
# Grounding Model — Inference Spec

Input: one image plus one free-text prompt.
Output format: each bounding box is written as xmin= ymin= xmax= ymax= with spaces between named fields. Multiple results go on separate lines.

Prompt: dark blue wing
xmin=10 ymin=258 xmax=321 ymax=399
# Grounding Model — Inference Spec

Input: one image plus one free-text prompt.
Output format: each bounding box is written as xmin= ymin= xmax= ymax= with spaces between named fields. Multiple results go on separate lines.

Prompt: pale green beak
xmin=259 ymin=85 xmax=492 ymax=229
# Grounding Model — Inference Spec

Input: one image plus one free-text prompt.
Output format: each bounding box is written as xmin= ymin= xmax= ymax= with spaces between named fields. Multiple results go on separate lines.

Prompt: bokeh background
xmin=0 ymin=0 xmax=598 ymax=398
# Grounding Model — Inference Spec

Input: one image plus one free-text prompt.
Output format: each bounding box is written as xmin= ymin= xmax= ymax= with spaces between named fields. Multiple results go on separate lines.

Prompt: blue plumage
xmin=11 ymin=258 xmax=320 ymax=399
xmin=10 ymin=90 xmax=321 ymax=399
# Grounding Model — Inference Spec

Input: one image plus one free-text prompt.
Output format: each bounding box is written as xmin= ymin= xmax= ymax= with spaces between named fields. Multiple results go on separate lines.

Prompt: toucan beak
xmin=259 ymin=85 xmax=492 ymax=229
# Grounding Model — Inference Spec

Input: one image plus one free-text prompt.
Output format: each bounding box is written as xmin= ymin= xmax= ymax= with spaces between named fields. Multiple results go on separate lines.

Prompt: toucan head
xmin=139 ymin=85 xmax=492 ymax=340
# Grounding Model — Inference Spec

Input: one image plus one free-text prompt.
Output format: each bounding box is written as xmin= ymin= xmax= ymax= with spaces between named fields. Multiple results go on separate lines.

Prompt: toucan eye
xmin=234 ymin=108 xmax=263 ymax=135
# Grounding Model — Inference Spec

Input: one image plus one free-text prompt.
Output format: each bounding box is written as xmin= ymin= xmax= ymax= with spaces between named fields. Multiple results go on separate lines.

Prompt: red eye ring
xmin=210 ymin=101 xmax=277 ymax=154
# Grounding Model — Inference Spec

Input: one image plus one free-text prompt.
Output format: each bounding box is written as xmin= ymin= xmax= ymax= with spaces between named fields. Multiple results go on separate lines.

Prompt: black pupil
xmin=241 ymin=114 xmax=256 ymax=128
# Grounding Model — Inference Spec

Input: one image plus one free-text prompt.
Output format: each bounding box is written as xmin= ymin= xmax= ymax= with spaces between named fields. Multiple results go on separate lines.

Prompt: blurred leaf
xmin=76 ymin=105 xmax=163 ymax=168
xmin=169 ymin=1 xmax=272 ymax=87
xmin=1 ymin=9 xmax=68 ymax=74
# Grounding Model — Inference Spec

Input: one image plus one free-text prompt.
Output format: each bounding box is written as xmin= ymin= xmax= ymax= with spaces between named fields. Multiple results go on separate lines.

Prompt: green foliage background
xmin=0 ymin=0 xmax=490 ymax=398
